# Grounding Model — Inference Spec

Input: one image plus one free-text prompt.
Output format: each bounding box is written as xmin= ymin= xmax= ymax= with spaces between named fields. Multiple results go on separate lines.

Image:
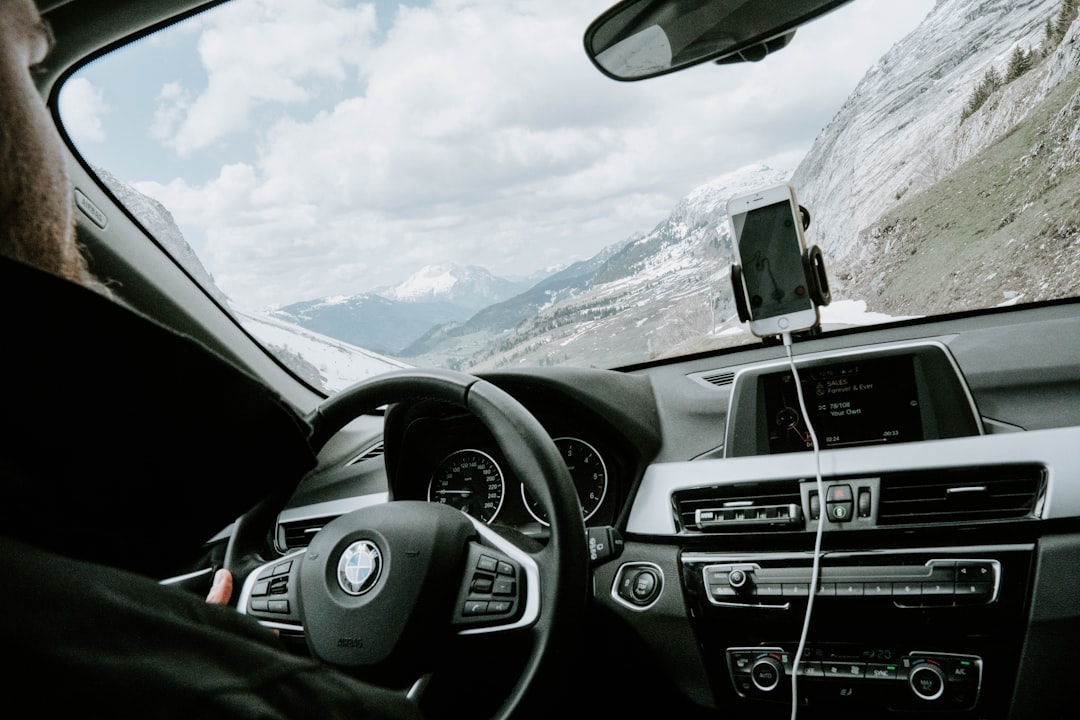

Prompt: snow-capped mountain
xmin=93 ymin=168 xmax=411 ymax=390
xmin=269 ymin=263 xmax=544 ymax=355
xmin=409 ymin=164 xmax=791 ymax=370
xmin=375 ymin=264 xmax=533 ymax=311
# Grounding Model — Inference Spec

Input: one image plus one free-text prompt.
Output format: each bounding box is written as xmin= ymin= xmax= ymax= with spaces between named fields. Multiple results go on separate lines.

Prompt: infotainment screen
xmin=762 ymin=355 xmax=923 ymax=453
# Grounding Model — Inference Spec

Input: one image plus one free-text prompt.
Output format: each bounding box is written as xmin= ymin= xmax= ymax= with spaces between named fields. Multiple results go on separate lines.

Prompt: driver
xmin=0 ymin=1 xmax=420 ymax=715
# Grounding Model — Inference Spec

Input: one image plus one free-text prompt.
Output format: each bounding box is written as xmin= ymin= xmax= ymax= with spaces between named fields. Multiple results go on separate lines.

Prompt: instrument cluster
xmin=391 ymin=408 xmax=625 ymax=532
xmin=427 ymin=436 xmax=610 ymax=527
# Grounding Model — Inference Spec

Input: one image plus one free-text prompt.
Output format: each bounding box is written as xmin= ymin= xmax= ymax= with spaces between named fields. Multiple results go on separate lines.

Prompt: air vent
xmin=277 ymin=516 xmax=334 ymax=551
xmin=878 ymin=465 xmax=1045 ymax=526
xmin=347 ymin=442 xmax=385 ymax=466
xmin=701 ymin=371 xmax=735 ymax=387
xmin=673 ymin=481 xmax=803 ymax=533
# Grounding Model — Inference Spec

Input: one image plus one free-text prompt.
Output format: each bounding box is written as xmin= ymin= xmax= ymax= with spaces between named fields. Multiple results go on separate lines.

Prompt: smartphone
xmin=727 ymin=182 xmax=819 ymax=337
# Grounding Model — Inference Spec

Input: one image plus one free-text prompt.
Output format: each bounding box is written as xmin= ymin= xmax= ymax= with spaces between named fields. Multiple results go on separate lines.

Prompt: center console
xmin=680 ymin=545 xmax=1033 ymax=718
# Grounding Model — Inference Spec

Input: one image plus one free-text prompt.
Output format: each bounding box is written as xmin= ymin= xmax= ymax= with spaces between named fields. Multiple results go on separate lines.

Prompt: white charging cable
xmin=782 ymin=331 xmax=826 ymax=720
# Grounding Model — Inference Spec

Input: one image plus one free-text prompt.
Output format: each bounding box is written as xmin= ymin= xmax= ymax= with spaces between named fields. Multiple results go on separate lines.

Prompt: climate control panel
xmin=726 ymin=645 xmax=982 ymax=711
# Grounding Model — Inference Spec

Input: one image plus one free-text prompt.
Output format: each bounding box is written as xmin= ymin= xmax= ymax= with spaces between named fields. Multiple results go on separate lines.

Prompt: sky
xmin=58 ymin=0 xmax=934 ymax=311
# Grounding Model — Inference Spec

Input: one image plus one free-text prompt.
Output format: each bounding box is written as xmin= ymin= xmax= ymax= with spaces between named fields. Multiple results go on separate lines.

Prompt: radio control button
xmin=921 ymin=580 xmax=954 ymax=597
xmin=864 ymin=582 xmax=892 ymax=597
xmin=954 ymin=581 xmax=992 ymax=600
xmin=711 ymin=584 xmax=737 ymax=598
xmin=836 ymin=582 xmax=864 ymax=597
xmin=893 ymin=582 xmax=922 ymax=597
xmin=956 ymin=561 xmax=994 ymax=580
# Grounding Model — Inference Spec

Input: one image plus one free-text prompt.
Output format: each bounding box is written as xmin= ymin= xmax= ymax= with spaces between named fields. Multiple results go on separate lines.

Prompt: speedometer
xmin=522 ymin=437 xmax=608 ymax=525
xmin=428 ymin=449 xmax=505 ymax=524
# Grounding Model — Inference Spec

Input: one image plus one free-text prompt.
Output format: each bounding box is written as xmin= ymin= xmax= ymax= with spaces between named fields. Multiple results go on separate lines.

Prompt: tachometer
xmin=522 ymin=437 xmax=609 ymax=525
xmin=428 ymin=449 xmax=505 ymax=524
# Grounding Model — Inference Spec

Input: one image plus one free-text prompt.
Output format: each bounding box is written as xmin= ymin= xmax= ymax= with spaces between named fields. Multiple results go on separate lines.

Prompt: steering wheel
xmin=224 ymin=369 xmax=589 ymax=720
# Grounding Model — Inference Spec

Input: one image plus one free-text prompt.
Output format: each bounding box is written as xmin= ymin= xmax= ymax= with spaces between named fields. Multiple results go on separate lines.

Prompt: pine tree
xmin=960 ymin=66 xmax=1003 ymax=123
xmin=1004 ymin=45 xmax=1032 ymax=81
xmin=1052 ymin=0 xmax=1078 ymax=44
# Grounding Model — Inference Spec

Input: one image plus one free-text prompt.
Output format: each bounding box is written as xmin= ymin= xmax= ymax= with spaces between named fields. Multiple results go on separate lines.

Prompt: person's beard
xmin=0 ymin=115 xmax=110 ymax=296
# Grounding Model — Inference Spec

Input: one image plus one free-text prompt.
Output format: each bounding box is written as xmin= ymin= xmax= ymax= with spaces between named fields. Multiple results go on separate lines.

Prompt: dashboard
xmin=269 ymin=298 xmax=1080 ymax=719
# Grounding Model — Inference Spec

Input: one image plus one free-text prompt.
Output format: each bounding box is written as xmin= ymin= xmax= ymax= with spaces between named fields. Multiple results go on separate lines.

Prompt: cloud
xmin=153 ymin=0 xmax=378 ymax=155
xmin=58 ymin=77 xmax=110 ymax=144
xmin=133 ymin=0 xmax=934 ymax=309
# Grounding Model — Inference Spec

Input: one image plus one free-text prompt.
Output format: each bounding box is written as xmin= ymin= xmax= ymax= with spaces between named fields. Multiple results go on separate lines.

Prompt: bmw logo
xmin=337 ymin=539 xmax=383 ymax=596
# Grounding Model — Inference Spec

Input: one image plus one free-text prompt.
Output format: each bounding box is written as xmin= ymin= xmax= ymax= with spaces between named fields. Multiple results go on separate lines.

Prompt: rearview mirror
xmin=583 ymin=0 xmax=853 ymax=81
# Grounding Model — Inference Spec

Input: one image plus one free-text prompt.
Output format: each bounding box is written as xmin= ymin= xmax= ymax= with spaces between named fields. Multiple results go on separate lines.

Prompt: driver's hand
xmin=207 ymin=568 xmax=280 ymax=635
xmin=206 ymin=568 xmax=233 ymax=605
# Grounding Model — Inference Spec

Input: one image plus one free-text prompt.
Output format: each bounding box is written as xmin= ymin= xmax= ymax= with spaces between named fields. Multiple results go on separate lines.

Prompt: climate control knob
xmin=750 ymin=655 xmax=784 ymax=693
xmin=909 ymin=661 xmax=946 ymax=701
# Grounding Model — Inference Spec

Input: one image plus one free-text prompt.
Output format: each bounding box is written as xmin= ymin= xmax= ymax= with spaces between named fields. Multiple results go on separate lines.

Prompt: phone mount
xmin=729 ymin=204 xmax=831 ymax=336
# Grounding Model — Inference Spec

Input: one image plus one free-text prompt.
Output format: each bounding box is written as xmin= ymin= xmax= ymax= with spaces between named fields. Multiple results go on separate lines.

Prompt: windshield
xmin=58 ymin=0 xmax=1080 ymax=393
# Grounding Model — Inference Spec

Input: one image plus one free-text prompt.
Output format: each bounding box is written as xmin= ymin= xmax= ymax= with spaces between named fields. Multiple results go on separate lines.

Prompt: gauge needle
xmin=435 ymin=489 xmax=472 ymax=496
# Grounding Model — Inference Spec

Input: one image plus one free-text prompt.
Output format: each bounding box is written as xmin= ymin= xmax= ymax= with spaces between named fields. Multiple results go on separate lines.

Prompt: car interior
xmin=20 ymin=0 xmax=1080 ymax=718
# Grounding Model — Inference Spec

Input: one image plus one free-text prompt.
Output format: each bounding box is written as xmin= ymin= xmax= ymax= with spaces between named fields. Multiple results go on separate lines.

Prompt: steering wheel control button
xmin=613 ymin=563 xmax=663 ymax=609
xmin=455 ymin=544 xmax=524 ymax=627
xmin=267 ymin=599 xmax=290 ymax=614
xmin=463 ymin=601 xmax=489 ymax=616
xmin=336 ymin=539 xmax=383 ymax=596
